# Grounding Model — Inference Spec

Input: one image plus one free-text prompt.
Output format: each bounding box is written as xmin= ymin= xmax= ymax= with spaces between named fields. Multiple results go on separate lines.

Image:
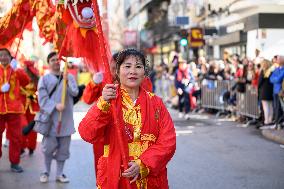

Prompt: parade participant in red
xmin=20 ymin=60 xmax=40 ymax=155
xmin=0 ymin=48 xmax=30 ymax=173
xmin=79 ymin=49 xmax=176 ymax=189
xmin=82 ymin=52 xmax=153 ymax=178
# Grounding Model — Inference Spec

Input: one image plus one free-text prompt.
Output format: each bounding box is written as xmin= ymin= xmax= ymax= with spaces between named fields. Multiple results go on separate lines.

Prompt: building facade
xmin=108 ymin=0 xmax=125 ymax=52
xmin=196 ymin=0 xmax=284 ymax=59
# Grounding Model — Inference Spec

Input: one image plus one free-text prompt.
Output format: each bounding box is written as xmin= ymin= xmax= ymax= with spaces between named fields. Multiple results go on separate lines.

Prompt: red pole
xmin=92 ymin=1 xmax=131 ymax=188
xmin=7 ymin=15 xmax=28 ymax=82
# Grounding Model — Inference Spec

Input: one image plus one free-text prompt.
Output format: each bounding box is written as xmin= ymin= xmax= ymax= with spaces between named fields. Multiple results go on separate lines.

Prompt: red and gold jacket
xmin=20 ymin=82 xmax=40 ymax=114
xmin=0 ymin=65 xmax=30 ymax=114
xmin=79 ymin=87 xmax=176 ymax=189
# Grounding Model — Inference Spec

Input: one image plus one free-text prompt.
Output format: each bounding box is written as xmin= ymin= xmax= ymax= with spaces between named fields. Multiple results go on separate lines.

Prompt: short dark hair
xmin=112 ymin=52 xmax=119 ymax=62
xmin=47 ymin=52 xmax=57 ymax=63
xmin=0 ymin=48 xmax=12 ymax=60
xmin=116 ymin=49 xmax=146 ymax=72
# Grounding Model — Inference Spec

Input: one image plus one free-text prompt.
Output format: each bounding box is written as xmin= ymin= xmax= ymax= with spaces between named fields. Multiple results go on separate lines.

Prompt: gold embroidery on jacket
xmin=121 ymin=88 xmax=142 ymax=142
xmin=141 ymin=134 xmax=156 ymax=142
xmin=147 ymin=91 xmax=154 ymax=98
xmin=9 ymin=73 xmax=16 ymax=100
xmin=20 ymin=83 xmax=38 ymax=114
xmin=97 ymin=96 xmax=111 ymax=112
xmin=140 ymin=134 xmax=156 ymax=154
xmin=121 ymin=89 xmax=148 ymax=188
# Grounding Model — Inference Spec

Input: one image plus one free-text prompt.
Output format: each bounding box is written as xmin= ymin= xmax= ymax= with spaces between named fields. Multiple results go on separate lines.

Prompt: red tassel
xmin=59 ymin=24 xmax=112 ymax=73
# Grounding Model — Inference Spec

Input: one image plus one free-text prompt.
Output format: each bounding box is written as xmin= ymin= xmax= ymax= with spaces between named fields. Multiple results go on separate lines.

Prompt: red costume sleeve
xmin=140 ymin=99 xmax=176 ymax=176
xmin=78 ymin=103 xmax=111 ymax=144
xmin=16 ymin=69 xmax=30 ymax=87
xmin=78 ymin=101 xmax=111 ymax=178
xmin=82 ymin=81 xmax=102 ymax=105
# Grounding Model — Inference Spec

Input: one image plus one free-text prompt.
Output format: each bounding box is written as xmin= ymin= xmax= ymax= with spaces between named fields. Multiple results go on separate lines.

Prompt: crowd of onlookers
xmin=149 ymin=51 xmax=284 ymax=130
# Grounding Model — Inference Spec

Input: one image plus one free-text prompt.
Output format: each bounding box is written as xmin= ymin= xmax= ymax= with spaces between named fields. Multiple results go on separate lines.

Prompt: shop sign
xmin=176 ymin=16 xmax=189 ymax=25
xmin=189 ymin=28 xmax=204 ymax=48
xmin=226 ymin=23 xmax=244 ymax=33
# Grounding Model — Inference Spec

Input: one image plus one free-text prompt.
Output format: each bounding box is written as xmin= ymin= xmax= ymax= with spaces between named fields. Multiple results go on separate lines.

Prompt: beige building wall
xmin=204 ymin=0 xmax=284 ymax=27
xmin=108 ymin=0 xmax=125 ymax=52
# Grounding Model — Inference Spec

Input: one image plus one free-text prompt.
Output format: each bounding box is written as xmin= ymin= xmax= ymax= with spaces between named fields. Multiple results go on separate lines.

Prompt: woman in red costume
xmin=79 ymin=49 xmax=176 ymax=189
xmin=82 ymin=52 xmax=153 ymax=177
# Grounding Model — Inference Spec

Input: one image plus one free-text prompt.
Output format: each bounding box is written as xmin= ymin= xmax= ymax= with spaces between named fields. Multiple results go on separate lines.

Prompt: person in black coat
xmin=258 ymin=59 xmax=274 ymax=126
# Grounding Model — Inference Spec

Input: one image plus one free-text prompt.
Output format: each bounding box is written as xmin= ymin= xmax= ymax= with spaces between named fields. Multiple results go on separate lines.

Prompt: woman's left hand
xmin=121 ymin=161 xmax=140 ymax=183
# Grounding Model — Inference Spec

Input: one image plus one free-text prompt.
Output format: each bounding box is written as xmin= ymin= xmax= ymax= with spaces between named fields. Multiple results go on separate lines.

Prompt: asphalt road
xmin=0 ymin=103 xmax=283 ymax=189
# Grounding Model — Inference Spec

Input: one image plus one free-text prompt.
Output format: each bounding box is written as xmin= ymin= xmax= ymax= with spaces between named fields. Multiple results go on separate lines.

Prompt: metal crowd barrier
xmin=200 ymin=80 xmax=260 ymax=119
xmin=236 ymin=85 xmax=260 ymax=119
xmin=201 ymin=80 xmax=230 ymax=111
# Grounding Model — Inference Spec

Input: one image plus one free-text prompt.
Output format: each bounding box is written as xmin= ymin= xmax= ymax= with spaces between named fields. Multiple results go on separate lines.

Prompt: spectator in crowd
xmin=224 ymin=63 xmax=233 ymax=80
xmin=254 ymin=48 xmax=262 ymax=65
xmin=253 ymin=62 xmax=261 ymax=87
xmin=189 ymin=61 xmax=199 ymax=78
xmin=232 ymin=54 xmax=241 ymax=75
xmin=272 ymin=55 xmax=279 ymax=66
xmin=197 ymin=56 xmax=207 ymax=69
xmin=258 ymin=59 xmax=274 ymax=129
xmin=205 ymin=63 xmax=218 ymax=80
xmin=247 ymin=61 xmax=259 ymax=88
xmin=234 ymin=63 xmax=246 ymax=93
xmin=175 ymin=60 xmax=191 ymax=120
xmin=199 ymin=63 xmax=208 ymax=81
xmin=242 ymin=57 xmax=249 ymax=66
xmin=215 ymin=61 xmax=226 ymax=80
xmin=270 ymin=55 xmax=284 ymax=129
xmin=223 ymin=50 xmax=231 ymax=65
xmin=154 ymin=64 xmax=171 ymax=103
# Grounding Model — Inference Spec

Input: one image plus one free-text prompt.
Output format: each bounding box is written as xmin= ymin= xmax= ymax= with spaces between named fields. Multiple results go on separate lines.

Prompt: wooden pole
xmin=57 ymin=59 xmax=68 ymax=134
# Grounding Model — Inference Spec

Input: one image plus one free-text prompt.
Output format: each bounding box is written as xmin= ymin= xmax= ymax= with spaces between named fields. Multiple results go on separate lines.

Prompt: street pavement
xmin=1 ymin=102 xmax=284 ymax=189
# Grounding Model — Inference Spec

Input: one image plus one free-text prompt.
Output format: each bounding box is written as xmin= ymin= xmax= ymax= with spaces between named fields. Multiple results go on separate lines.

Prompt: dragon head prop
xmin=56 ymin=0 xmax=109 ymax=72
xmin=63 ymin=0 xmax=96 ymax=29
xmin=0 ymin=0 xmax=111 ymax=72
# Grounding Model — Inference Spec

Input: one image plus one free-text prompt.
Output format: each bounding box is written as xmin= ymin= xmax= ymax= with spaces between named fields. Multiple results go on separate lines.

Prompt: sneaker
xmin=178 ymin=113 xmax=184 ymax=119
xmin=184 ymin=114 xmax=190 ymax=120
xmin=40 ymin=172 xmax=49 ymax=183
xmin=10 ymin=164 xmax=23 ymax=173
xmin=3 ymin=140 xmax=9 ymax=148
xmin=259 ymin=124 xmax=276 ymax=130
xmin=56 ymin=174 xmax=70 ymax=183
